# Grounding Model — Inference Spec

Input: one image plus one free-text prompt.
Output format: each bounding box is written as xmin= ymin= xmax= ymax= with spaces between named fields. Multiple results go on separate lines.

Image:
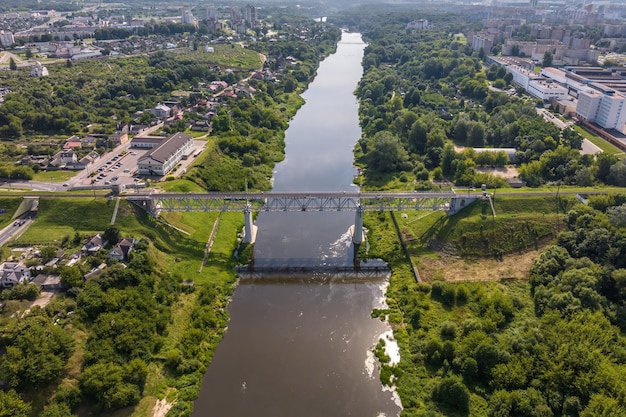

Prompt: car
xmin=123 ymin=169 xmax=130 ymax=173
xmin=13 ymin=221 xmax=18 ymax=226
xmin=104 ymin=181 xmax=111 ymax=185
xmin=106 ymin=161 xmax=113 ymax=165
xmin=101 ymin=173 xmax=107 ymax=177
xmin=130 ymin=152 xmax=137 ymax=156
xmin=111 ymin=176 xmax=118 ymax=181
xmin=62 ymin=183 xmax=69 ymax=187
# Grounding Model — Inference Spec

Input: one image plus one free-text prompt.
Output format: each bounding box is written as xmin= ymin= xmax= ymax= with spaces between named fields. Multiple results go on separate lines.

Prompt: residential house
xmin=76 ymin=151 xmax=100 ymax=169
xmin=109 ymin=238 xmax=135 ymax=261
xmin=0 ymin=262 xmax=31 ymax=288
xmin=81 ymin=234 xmax=108 ymax=256
xmin=151 ymin=103 xmax=171 ymax=119
xmin=33 ymin=274 xmax=61 ymax=290
xmin=63 ymin=139 xmax=82 ymax=150
xmin=191 ymin=120 xmax=211 ymax=131
xmin=50 ymin=150 xmax=77 ymax=168
xmin=109 ymin=131 xmax=129 ymax=146
xmin=130 ymin=124 xmax=148 ymax=135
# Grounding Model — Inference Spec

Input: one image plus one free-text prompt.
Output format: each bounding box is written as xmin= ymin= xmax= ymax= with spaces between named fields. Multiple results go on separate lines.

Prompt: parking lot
xmin=74 ymin=139 xmax=206 ymax=189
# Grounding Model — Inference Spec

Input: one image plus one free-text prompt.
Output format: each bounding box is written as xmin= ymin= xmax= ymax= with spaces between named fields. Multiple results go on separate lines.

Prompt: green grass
xmin=31 ymin=170 xmax=76 ymax=182
xmin=0 ymin=197 xmax=23 ymax=225
xmin=574 ymin=125 xmax=624 ymax=155
xmin=171 ymin=45 xmax=262 ymax=70
xmin=159 ymin=179 xmax=206 ymax=193
xmin=363 ymin=208 xmax=537 ymax=417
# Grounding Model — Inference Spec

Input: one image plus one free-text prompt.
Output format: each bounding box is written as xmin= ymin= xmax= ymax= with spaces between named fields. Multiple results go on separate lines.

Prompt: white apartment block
xmin=576 ymin=86 xmax=626 ymax=132
xmin=0 ymin=30 xmax=14 ymax=47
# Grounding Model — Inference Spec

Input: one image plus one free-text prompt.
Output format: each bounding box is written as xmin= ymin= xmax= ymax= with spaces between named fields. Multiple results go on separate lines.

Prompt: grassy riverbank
xmin=363 ymin=193 xmax=626 ymax=416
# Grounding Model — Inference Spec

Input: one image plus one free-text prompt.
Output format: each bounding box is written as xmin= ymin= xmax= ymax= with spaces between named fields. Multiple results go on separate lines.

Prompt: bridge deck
xmin=127 ymin=191 xmax=468 ymax=213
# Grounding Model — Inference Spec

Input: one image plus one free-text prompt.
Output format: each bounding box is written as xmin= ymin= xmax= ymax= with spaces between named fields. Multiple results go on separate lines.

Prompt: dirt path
xmin=152 ymin=398 xmax=172 ymax=417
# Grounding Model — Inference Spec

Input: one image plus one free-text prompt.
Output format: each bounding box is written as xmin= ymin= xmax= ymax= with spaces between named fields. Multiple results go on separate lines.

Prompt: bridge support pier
xmin=351 ymin=205 xmax=365 ymax=244
xmin=448 ymin=195 xmax=480 ymax=216
xmin=242 ymin=205 xmax=257 ymax=244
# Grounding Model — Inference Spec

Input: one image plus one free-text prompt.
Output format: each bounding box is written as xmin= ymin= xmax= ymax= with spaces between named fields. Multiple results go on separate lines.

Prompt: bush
xmin=432 ymin=377 xmax=470 ymax=413
xmin=440 ymin=321 xmax=457 ymax=340
xmin=441 ymin=285 xmax=456 ymax=307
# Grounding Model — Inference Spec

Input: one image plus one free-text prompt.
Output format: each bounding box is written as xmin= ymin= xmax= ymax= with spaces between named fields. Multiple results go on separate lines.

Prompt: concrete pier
xmin=243 ymin=205 xmax=257 ymax=244
xmin=351 ymin=205 xmax=365 ymax=244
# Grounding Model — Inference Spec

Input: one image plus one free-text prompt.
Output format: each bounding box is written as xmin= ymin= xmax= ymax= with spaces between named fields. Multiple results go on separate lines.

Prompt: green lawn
xmin=32 ymin=170 xmax=76 ymax=182
xmin=574 ymin=125 xmax=624 ymax=155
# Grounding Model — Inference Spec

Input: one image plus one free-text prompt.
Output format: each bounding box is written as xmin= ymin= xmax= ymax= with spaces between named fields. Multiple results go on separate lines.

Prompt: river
xmin=191 ymin=32 xmax=402 ymax=417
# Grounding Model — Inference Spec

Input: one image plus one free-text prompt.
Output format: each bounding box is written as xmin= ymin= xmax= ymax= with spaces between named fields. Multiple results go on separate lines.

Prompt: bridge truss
xmin=127 ymin=191 xmax=462 ymax=213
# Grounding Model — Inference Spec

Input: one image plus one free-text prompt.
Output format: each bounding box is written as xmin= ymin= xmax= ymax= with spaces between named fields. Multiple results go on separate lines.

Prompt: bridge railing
xmin=126 ymin=191 xmax=460 ymax=213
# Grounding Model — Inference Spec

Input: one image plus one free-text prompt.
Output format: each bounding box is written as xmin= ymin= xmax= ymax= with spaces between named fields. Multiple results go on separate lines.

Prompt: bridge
xmin=126 ymin=191 xmax=485 ymax=244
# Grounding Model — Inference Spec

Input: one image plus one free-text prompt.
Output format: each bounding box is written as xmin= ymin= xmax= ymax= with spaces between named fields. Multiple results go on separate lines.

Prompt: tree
xmin=103 ymin=226 xmax=120 ymax=246
xmin=59 ymin=265 xmax=84 ymax=289
xmin=0 ymin=317 xmax=74 ymax=389
xmin=543 ymin=51 xmax=553 ymax=68
xmin=9 ymin=58 xmax=16 ymax=71
xmin=0 ymin=390 xmax=30 ymax=417
xmin=432 ymin=378 xmax=470 ymax=413
xmin=39 ymin=403 xmax=77 ymax=417
xmin=364 ymin=131 xmax=412 ymax=173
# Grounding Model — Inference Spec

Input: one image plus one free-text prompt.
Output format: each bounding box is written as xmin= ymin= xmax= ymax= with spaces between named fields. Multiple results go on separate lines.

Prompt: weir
xmin=126 ymin=191 xmax=483 ymax=245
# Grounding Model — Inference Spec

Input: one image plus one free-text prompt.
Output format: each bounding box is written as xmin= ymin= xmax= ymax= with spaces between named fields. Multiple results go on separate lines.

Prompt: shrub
xmin=432 ymin=377 xmax=470 ymax=413
xmin=440 ymin=321 xmax=457 ymax=340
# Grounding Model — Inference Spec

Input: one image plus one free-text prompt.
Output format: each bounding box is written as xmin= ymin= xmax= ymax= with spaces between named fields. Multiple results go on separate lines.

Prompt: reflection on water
xmin=191 ymin=33 xmax=402 ymax=417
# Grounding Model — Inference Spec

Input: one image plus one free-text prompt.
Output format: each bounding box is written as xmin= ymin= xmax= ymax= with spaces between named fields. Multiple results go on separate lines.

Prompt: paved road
xmin=0 ymin=214 xmax=34 ymax=247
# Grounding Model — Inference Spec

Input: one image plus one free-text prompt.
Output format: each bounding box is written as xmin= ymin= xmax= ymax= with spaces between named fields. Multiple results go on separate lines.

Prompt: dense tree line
xmin=369 ymin=194 xmax=626 ymax=416
xmin=186 ymin=21 xmax=341 ymax=192
xmin=0 ymin=233 xmax=189 ymax=415
xmin=333 ymin=9 xmax=618 ymax=189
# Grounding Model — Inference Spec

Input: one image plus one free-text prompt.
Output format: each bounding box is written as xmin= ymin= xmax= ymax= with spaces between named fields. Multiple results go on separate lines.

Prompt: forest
xmin=329 ymin=6 xmax=626 ymax=417
xmin=331 ymin=9 xmax=624 ymax=190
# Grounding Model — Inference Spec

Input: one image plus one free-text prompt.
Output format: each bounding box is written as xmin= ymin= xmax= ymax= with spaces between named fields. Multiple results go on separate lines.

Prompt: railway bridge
xmin=127 ymin=191 xmax=485 ymax=244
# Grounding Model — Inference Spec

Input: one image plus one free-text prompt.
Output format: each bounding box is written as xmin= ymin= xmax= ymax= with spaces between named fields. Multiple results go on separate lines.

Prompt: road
xmin=536 ymin=108 xmax=601 ymax=155
xmin=0 ymin=213 xmax=34 ymax=247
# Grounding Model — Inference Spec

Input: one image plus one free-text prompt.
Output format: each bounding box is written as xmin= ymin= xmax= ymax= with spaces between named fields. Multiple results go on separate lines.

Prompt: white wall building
xmin=0 ymin=31 xmax=14 ymax=47
xmin=576 ymin=86 xmax=626 ymax=132
xmin=527 ymin=79 xmax=568 ymax=100
xmin=0 ymin=262 xmax=31 ymax=288
xmin=30 ymin=61 xmax=48 ymax=77
xmin=137 ymin=132 xmax=193 ymax=176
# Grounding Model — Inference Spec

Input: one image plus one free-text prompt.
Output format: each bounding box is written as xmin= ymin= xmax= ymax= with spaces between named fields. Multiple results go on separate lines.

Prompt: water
xmin=191 ymin=32 xmax=402 ymax=417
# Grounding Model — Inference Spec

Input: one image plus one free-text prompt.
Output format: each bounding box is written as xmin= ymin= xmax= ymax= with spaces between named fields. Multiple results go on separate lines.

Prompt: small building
xmin=151 ymin=103 xmax=171 ymax=119
xmin=109 ymin=238 xmax=135 ymax=261
xmin=30 ymin=61 xmax=49 ymax=77
xmin=84 ymin=263 xmax=106 ymax=280
xmin=81 ymin=234 xmax=108 ymax=256
xmin=137 ymin=132 xmax=194 ymax=176
xmin=33 ymin=274 xmax=62 ymax=290
xmin=130 ymin=136 xmax=164 ymax=149
xmin=108 ymin=131 xmax=129 ymax=146
xmin=0 ymin=262 xmax=31 ymax=288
